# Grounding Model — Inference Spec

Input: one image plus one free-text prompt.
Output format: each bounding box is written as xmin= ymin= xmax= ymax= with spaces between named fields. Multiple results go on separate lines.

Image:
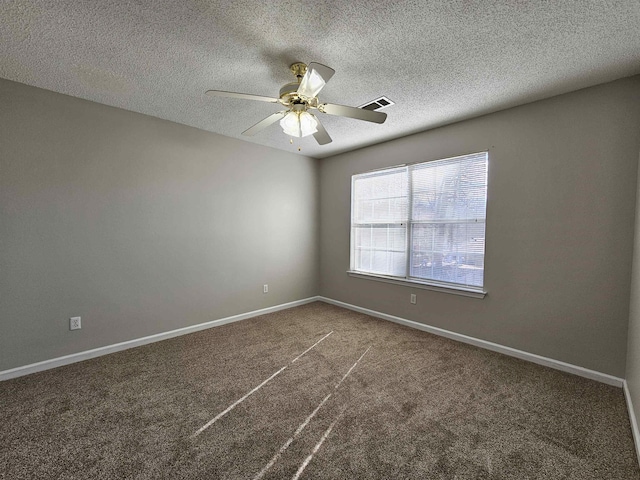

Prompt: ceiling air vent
xmin=359 ymin=96 xmax=394 ymax=111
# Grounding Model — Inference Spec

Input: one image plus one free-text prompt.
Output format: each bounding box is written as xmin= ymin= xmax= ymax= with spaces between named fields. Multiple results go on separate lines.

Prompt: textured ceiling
xmin=1 ymin=1 xmax=640 ymax=159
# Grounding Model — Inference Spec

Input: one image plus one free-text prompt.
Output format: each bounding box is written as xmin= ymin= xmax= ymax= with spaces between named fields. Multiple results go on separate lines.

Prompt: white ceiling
xmin=1 ymin=1 xmax=640 ymax=159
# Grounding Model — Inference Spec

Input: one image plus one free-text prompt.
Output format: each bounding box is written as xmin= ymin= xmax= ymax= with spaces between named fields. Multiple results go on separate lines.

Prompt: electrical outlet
xmin=263 ymin=284 xmax=268 ymax=294
xmin=70 ymin=316 xmax=81 ymax=330
xmin=410 ymin=294 xmax=416 ymax=305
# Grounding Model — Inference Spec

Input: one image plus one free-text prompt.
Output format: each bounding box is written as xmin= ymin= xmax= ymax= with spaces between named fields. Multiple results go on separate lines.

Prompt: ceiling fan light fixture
xmin=206 ymin=61 xmax=383 ymax=146
xmin=280 ymin=111 xmax=318 ymax=137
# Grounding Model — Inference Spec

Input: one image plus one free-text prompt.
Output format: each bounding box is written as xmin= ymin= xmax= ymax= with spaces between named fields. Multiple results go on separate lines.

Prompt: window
xmin=350 ymin=152 xmax=488 ymax=293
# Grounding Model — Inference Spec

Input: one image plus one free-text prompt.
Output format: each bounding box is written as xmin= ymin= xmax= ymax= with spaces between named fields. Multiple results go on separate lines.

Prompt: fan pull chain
xmin=289 ymin=137 xmax=302 ymax=152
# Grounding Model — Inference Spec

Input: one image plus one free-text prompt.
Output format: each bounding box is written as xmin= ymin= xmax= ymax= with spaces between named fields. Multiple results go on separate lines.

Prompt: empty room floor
xmin=1 ymin=302 xmax=638 ymax=479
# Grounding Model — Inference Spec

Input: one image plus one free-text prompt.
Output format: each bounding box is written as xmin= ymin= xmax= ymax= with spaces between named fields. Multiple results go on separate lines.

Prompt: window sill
xmin=346 ymin=271 xmax=487 ymax=299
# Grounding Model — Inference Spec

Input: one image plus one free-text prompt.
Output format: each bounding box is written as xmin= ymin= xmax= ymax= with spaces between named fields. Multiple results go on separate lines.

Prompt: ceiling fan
xmin=205 ymin=62 xmax=387 ymax=145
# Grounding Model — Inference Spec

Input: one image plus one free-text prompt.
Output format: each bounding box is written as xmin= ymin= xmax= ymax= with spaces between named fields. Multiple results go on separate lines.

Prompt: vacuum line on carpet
xmin=291 ymin=331 xmax=334 ymax=363
xmin=252 ymin=393 xmax=333 ymax=480
xmin=192 ymin=366 xmax=288 ymax=438
xmin=334 ymin=345 xmax=371 ymax=390
xmin=291 ymin=407 xmax=347 ymax=480
xmin=252 ymin=346 xmax=371 ymax=480
xmin=192 ymin=331 xmax=334 ymax=438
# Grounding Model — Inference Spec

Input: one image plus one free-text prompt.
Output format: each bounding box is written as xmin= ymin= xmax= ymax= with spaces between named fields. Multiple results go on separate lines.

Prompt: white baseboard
xmin=318 ymin=296 xmax=624 ymax=388
xmin=624 ymin=381 xmax=640 ymax=467
xmin=2 ymin=295 xmax=624 ymax=389
xmin=0 ymin=296 xmax=321 ymax=382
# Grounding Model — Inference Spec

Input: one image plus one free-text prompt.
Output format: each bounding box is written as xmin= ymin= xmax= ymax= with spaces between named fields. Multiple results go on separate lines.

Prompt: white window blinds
xmin=351 ymin=152 xmax=488 ymax=290
xmin=351 ymin=167 xmax=408 ymax=277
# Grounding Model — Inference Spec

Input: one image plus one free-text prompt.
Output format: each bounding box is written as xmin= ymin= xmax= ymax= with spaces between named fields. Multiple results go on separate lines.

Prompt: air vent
xmin=359 ymin=96 xmax=394 ymax=111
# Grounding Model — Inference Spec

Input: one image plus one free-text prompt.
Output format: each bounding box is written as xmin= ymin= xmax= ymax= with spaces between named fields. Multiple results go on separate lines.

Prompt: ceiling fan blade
xmin=205 ymin=90 xmax=280 ymax=103
xmin=242 ymin=111 xmax=287 ymax=136
xmin=297 ymin=63 xmax=335 ymax=98
xmin=313 ymin=117 xmax=332 ymax=145
xmin=320 ymin=103 xmax=387 ymax=124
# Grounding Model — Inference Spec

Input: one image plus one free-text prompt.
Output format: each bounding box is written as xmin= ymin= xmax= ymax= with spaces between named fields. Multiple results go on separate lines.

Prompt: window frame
xmin=348 ymin=152 xmax=488 ymax=298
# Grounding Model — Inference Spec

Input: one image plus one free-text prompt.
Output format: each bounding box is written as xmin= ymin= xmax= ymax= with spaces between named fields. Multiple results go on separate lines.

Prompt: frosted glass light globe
xmin=280 ymin=111 xmax=318 ymax=137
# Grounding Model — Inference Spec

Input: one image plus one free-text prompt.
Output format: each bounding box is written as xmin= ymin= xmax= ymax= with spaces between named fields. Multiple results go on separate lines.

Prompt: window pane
xmin=352 ymin=224 xmax=406 ymax=276
xmin=411 ymin=153 xmax=487 ymax=222
xmin=410 ymin=222 xmax=485 ymax=287
xmin=352 ymin=166 xmax=408 ymax=277
xmin=353 ymin=168 xmax=408 ymax=224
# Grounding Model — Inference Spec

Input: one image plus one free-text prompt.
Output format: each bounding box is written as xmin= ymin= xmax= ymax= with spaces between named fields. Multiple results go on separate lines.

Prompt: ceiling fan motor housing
xmin=280 ymin=62 xmax=310 ymax=104
xmin=279 ymin=82 xmax=300 ymax=103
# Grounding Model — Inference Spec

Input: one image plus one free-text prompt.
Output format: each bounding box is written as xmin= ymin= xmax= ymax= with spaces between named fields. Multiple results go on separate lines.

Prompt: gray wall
xmin=627 ymin=151 xmax=640 ymax=435
xmin=0 ymin=79 xmax=319 ymax=371
xmin=3 ymin=75 xmax=640 ymax=378
xmin=320 ymin=76 xmax=640 ymax=377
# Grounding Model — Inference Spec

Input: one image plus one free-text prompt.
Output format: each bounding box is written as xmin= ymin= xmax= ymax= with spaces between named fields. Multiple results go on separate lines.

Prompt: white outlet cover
xmin=70 ymin=316 xmax=81 ymax=330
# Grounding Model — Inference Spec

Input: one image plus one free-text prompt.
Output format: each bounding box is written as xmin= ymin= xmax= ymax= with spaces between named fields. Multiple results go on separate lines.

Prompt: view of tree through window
xmin=351 ymin=152 xmax=488 ymax=289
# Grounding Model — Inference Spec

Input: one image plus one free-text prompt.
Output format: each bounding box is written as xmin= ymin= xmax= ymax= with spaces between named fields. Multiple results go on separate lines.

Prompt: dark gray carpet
xmin=1 ymin=302 xmax=638 ymax=479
